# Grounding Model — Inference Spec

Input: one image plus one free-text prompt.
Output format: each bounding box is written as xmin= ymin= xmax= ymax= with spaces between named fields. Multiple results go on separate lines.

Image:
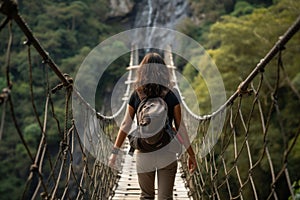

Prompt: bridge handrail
xmin=95 ymin=46 xmax=137 ymax=120
xmin=174 ymin=14 xmax=300 ymax=121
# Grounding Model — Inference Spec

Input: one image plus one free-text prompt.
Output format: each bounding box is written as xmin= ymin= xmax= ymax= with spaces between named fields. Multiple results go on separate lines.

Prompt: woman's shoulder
xmin=131 ymin=89 xmax=138 ymax=96
xmin=165 ymin=88 xmax=181 ymax=104
xmin=129 ymin=90 xmax=139 ymax=101
xmin=166 ymin=88 xmax=180 ymax=98
xmin=128 ymin=90 xmax=141 ymax=110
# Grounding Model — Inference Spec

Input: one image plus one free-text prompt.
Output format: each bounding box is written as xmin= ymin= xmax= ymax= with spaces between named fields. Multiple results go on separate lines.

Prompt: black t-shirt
xmin=128 ymin=89 xmax=180 ymax=125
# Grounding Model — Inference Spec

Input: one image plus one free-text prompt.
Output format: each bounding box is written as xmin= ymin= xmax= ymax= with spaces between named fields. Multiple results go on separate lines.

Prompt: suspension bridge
xmin=1 ymin=0 xmax=300 ymax=199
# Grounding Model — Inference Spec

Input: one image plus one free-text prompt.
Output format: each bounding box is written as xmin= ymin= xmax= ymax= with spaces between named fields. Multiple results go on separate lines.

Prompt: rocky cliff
xmin=107 ymin=0 xmax=190 ymax=29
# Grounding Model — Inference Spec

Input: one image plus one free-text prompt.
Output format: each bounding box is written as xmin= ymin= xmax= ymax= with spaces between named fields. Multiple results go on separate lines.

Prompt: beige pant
xmin=136 ymin=142 xmax=179 ymax=200
xmin=137 ymin=161 xmax=177 ymax=200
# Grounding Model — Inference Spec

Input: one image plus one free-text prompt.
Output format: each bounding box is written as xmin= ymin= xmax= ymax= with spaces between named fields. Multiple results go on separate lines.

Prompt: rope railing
xmin=95 ymin=46 xmax=139 ymax=120
xmin=1 ymin=0 xmax=300 ymax=199
xmin=0 ymin=0 xmax=70 ymax=86
xmin=176 ymin=15 xmax=300 ymax=122
xmin=178 ymin=15 xmax=300 ymax=199
xmin=0 ymin=0 xmax=121 ymax=199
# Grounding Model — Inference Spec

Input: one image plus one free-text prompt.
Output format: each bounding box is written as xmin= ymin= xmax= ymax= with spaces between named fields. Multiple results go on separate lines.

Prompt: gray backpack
xmin=128 ymin=90 xmax=176 ymax=155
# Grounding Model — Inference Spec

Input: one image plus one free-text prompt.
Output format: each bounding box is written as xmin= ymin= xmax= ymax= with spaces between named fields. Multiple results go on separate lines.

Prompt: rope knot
xmin=78 ymin=187 xmax=86 ymax=194
xmin=40 ymin=192 xmax=49 ymax=199
xmin=237 ymin=82 xmax=253 ymax=96
xmin=0 ymin=86 xmax=11 ymax=104
xmin=30 ymin=164 xmax=39 ymax=172
xmin=0 ymin=0 xmax=18 ymax=18
xmin=60 ymin=141 xmax=69 ymax=154
xmin=63 ymin=73 xmax=73 ymax=87
xmin=51 ymin=74 xmax=73 ymax=94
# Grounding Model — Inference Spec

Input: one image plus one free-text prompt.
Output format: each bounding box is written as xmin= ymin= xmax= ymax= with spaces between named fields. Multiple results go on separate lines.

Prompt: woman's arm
xmin=113 ymin=105 xmax=135 ymax=148
xmin=174 ymin=104 xmax=197 ymax=173
xmin=109 ymin=105 xmax=135 ymax=167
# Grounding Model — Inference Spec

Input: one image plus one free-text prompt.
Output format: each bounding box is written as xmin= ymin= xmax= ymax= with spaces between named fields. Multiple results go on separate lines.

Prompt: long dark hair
xmin=135 ymin=52 xmax=172 ymax=97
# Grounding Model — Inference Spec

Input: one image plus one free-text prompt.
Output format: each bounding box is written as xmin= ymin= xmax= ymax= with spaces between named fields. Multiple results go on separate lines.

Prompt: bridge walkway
xmin=111 ymin=141 xmax=191 ymax=200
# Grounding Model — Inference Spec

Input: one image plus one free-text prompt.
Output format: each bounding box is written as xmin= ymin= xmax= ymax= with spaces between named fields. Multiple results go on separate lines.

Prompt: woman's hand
xmin=108 ymin=153 xmax=118 ymax=168
xmin=188 ymin=154 xmax=197 ymax=174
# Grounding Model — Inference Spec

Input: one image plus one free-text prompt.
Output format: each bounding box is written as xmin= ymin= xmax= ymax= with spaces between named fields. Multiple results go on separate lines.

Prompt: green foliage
xmin=292 ymin=73 xmax=300 ymax=89
xmin=207 ymin=0 xmax=300 ymax=91
xmin=24 ymin=123 xmax=41 ymax=147
xmin=0 ymin=0 xmax=299 ymax=198
xmin=185 ymin=0 xmax=300 ymax=198
xmin=289 ymin=180 xmax=300 ymax=200
xmin=180 ymin=0 xmax=274 ymax=44
xmin=177 ymin=18 xmax=211 ymax=44
xmin=0 ymin=0 xmax=119 ymax=198
xmin=182 ymin=62 xmax=198 ymax=83
xmin=231 ymin=1 xmax=254 ymax=17
xmin=0 ymin=77 xmax=6 ymax=89
xmin=0 ymin=175 xmax=23 ymax=200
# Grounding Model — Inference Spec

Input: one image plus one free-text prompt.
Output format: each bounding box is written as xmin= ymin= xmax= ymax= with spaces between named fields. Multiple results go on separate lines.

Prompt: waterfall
xmin=147 ymin=0 xmax=153 ymax=27
xmin=146 ymin=0 xmax=154 ymax=48
xmin=133 ymin=0 xmax=189 ymax=50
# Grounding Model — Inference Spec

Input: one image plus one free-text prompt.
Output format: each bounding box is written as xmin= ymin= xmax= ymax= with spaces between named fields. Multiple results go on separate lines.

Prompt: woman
xmin=109 ymin=52 xmax=197 ymax=200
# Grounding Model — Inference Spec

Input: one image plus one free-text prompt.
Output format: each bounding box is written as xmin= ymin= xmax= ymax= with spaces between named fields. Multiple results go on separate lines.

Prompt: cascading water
xmin=132 ymin=0 xmax=189 ymax=50
xmin=146 ymin=0 xmax=154 ymax=47
xmin=134 ymin=0 xmax=188 ymax=29
xmin=146 ymin=0 xmax=153 ymax=27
